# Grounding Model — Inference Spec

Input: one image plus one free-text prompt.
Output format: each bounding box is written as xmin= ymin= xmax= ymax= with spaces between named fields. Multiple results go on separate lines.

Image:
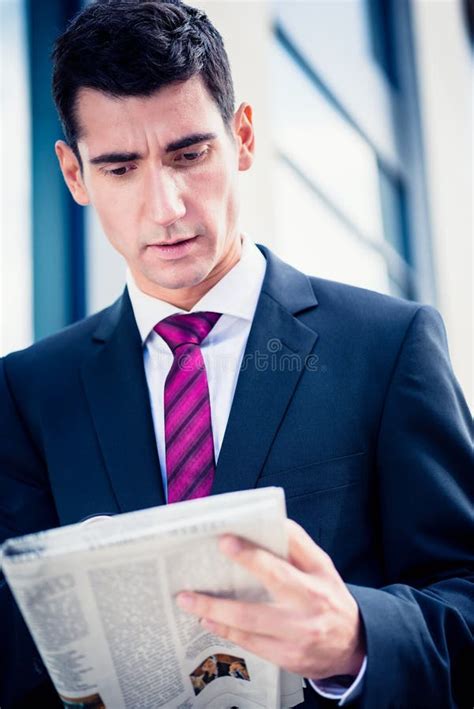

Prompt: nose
xmin=145 ymin=166 xmax=186 ymax=227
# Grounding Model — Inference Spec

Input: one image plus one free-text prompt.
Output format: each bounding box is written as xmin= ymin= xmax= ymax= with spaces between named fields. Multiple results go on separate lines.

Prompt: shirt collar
xmin=126 ymin=236 xmax=267 ymax=344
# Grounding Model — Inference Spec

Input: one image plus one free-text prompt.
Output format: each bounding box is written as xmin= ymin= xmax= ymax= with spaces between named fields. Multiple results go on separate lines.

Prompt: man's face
xmin=57 ymin=76 xmax=254 ymax=299
xmin=202 ymin=657 xmax=217 ymax=674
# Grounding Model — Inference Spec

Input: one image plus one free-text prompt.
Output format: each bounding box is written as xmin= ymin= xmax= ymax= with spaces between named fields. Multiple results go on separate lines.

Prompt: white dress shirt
xmin=127 ymin=236 xmax=266 ymax=486
xmin=127 ymin=236 xmax=365 ymax=705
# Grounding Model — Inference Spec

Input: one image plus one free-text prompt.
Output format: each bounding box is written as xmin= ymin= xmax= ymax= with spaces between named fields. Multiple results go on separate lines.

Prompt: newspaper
xmin=1 ymin=487 xmax=304 ymax=709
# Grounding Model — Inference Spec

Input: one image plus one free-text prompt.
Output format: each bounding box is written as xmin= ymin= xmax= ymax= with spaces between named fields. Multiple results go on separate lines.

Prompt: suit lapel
xmin=213 ymin=246 xmax=319 ymax=494
xmin=80 ymin=247 xmax=318 ymax=507
xmin=81 ymin=290 xmax=166 ymax=512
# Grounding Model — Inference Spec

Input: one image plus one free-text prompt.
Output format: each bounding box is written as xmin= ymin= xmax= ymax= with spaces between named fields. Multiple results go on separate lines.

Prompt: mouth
xmin=153 ymin=236 xmax=196 ymax=247
xmin=146 ymin=235 xmax=200 ymax=260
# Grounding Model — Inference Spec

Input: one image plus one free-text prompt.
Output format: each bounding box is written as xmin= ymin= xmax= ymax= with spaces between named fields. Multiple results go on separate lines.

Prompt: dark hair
xmin=51 ymin=0 xmax=235 ymax=166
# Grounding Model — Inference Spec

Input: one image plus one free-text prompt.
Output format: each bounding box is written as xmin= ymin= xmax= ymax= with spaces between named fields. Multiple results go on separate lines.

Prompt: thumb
xmin=286 ymin=519 xmax=332 ymax=574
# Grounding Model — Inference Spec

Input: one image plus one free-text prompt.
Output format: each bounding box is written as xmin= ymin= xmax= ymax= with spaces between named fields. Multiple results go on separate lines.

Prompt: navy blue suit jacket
xmin=1 ymin=246 xmax=472 ymax=708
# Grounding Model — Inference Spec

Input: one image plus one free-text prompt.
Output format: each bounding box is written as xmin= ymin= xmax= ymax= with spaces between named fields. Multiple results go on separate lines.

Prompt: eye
xmin=174 ymin=147 xmax=209 ymax=165
xmin=183 ymin=151 xmax=203 ymax=161
xmin=104 ymin=165 xmax=136 ymax=178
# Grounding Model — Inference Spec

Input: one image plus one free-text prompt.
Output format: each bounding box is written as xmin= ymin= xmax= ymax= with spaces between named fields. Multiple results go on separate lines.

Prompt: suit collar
xmin=82 ymin=290 xmax=166 ymax=512
xmin=257 ymin=244 xmax=318 ymax=314
xmin=127 ymin=236 xmax=266 ymax=343
xmin=85 ymin=245 xmax=319 ymax=506
xmin=92 ymin=244 xmax=318 ymax=344
xmin=92 ymin=292 xmax=125 ymax=343
xmin=213 ymin=246 xmax=319 ymax=494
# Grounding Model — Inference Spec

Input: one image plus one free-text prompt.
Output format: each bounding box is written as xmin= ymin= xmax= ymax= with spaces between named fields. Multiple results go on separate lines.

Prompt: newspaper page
xmin=1 ymin=487 xmax=304 ymax=709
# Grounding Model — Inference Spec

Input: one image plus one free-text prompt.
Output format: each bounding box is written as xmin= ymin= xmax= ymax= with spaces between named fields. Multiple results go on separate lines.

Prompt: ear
xmin=55 ymin=140 xmax=90 ymax=206
xmin=233 ymin=103 xmax=255 ymax=172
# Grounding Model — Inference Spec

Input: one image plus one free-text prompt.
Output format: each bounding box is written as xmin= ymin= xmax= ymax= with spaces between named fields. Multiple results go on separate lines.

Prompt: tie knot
xmin=154 ymin=311 xmax=221 ymax=351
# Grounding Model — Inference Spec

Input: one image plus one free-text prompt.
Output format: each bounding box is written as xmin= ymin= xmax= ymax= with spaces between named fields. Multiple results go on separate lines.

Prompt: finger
xmin=286 ymin=519 xmax=333 ymax=575
xmin=218 ymin=535 xmax=307 ymax=603
xmin=176 ymin=592 xmax=310 ymax=641
xmin=197 ymin=617 xmax=302 ymax=674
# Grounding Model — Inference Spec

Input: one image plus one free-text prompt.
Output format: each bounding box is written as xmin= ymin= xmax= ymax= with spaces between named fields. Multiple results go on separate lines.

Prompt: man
xmin=0 ymin=1 xmax=472 ymax=707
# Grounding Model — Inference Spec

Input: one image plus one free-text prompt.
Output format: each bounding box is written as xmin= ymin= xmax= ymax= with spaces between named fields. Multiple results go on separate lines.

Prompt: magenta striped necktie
xmin=154 ymin=312 xmax=221 ymax=503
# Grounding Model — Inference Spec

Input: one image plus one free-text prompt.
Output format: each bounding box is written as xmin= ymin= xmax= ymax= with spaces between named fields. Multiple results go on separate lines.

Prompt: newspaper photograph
xmin=1 ymin=487 xmax=304 ymax=708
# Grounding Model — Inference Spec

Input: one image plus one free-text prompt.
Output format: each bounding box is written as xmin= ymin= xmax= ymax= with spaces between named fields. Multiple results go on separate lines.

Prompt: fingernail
xmin=177 ymin=593 xmax=195 ymax=609
xmin=220 ymin=535 xmax=242 ymax=555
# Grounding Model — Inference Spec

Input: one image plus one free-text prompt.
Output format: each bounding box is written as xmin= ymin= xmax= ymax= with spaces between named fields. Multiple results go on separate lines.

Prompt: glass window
xmin=0 ymin=0 xmax=33 ymax=354
xmin=272 ymin=41 xmax=385 ymax=244
xmin=271 ymin=3 xmax=417 ymax=299
xmin=378 ymin=164 xmax=410 ymax=264
xmin=274 ymin=0 xmax=398 ymax=165
xmin=85 ymin=207 xmax=125 ymax=315
xmin=273 ymin=160 xmax=390 ymax=294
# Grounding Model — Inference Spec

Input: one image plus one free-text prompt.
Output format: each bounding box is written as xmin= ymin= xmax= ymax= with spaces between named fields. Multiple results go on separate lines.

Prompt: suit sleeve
xmin=0 ymin=357 xmax=61 ymax=708
xmin=347 ymin=306 xmax=473 ymax=708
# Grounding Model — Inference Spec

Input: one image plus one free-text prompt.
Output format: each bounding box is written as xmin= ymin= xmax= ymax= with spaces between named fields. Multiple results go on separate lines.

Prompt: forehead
xmin=75 ymin=75 xmax=225 ymax=153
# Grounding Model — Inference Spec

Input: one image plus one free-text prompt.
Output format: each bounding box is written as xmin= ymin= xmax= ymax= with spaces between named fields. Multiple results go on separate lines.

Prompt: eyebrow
xmin=89 ymin=132 xmax=218 ymax=165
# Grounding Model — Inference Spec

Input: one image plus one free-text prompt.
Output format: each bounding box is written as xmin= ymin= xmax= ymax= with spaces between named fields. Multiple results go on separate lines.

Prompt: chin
xmin=149 ymin=269 xmax=211 ymax=292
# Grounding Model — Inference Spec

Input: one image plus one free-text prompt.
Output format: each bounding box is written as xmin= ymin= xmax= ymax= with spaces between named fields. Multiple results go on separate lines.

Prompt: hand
xmin=176 ymin=519 xmax=365 ymax=680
